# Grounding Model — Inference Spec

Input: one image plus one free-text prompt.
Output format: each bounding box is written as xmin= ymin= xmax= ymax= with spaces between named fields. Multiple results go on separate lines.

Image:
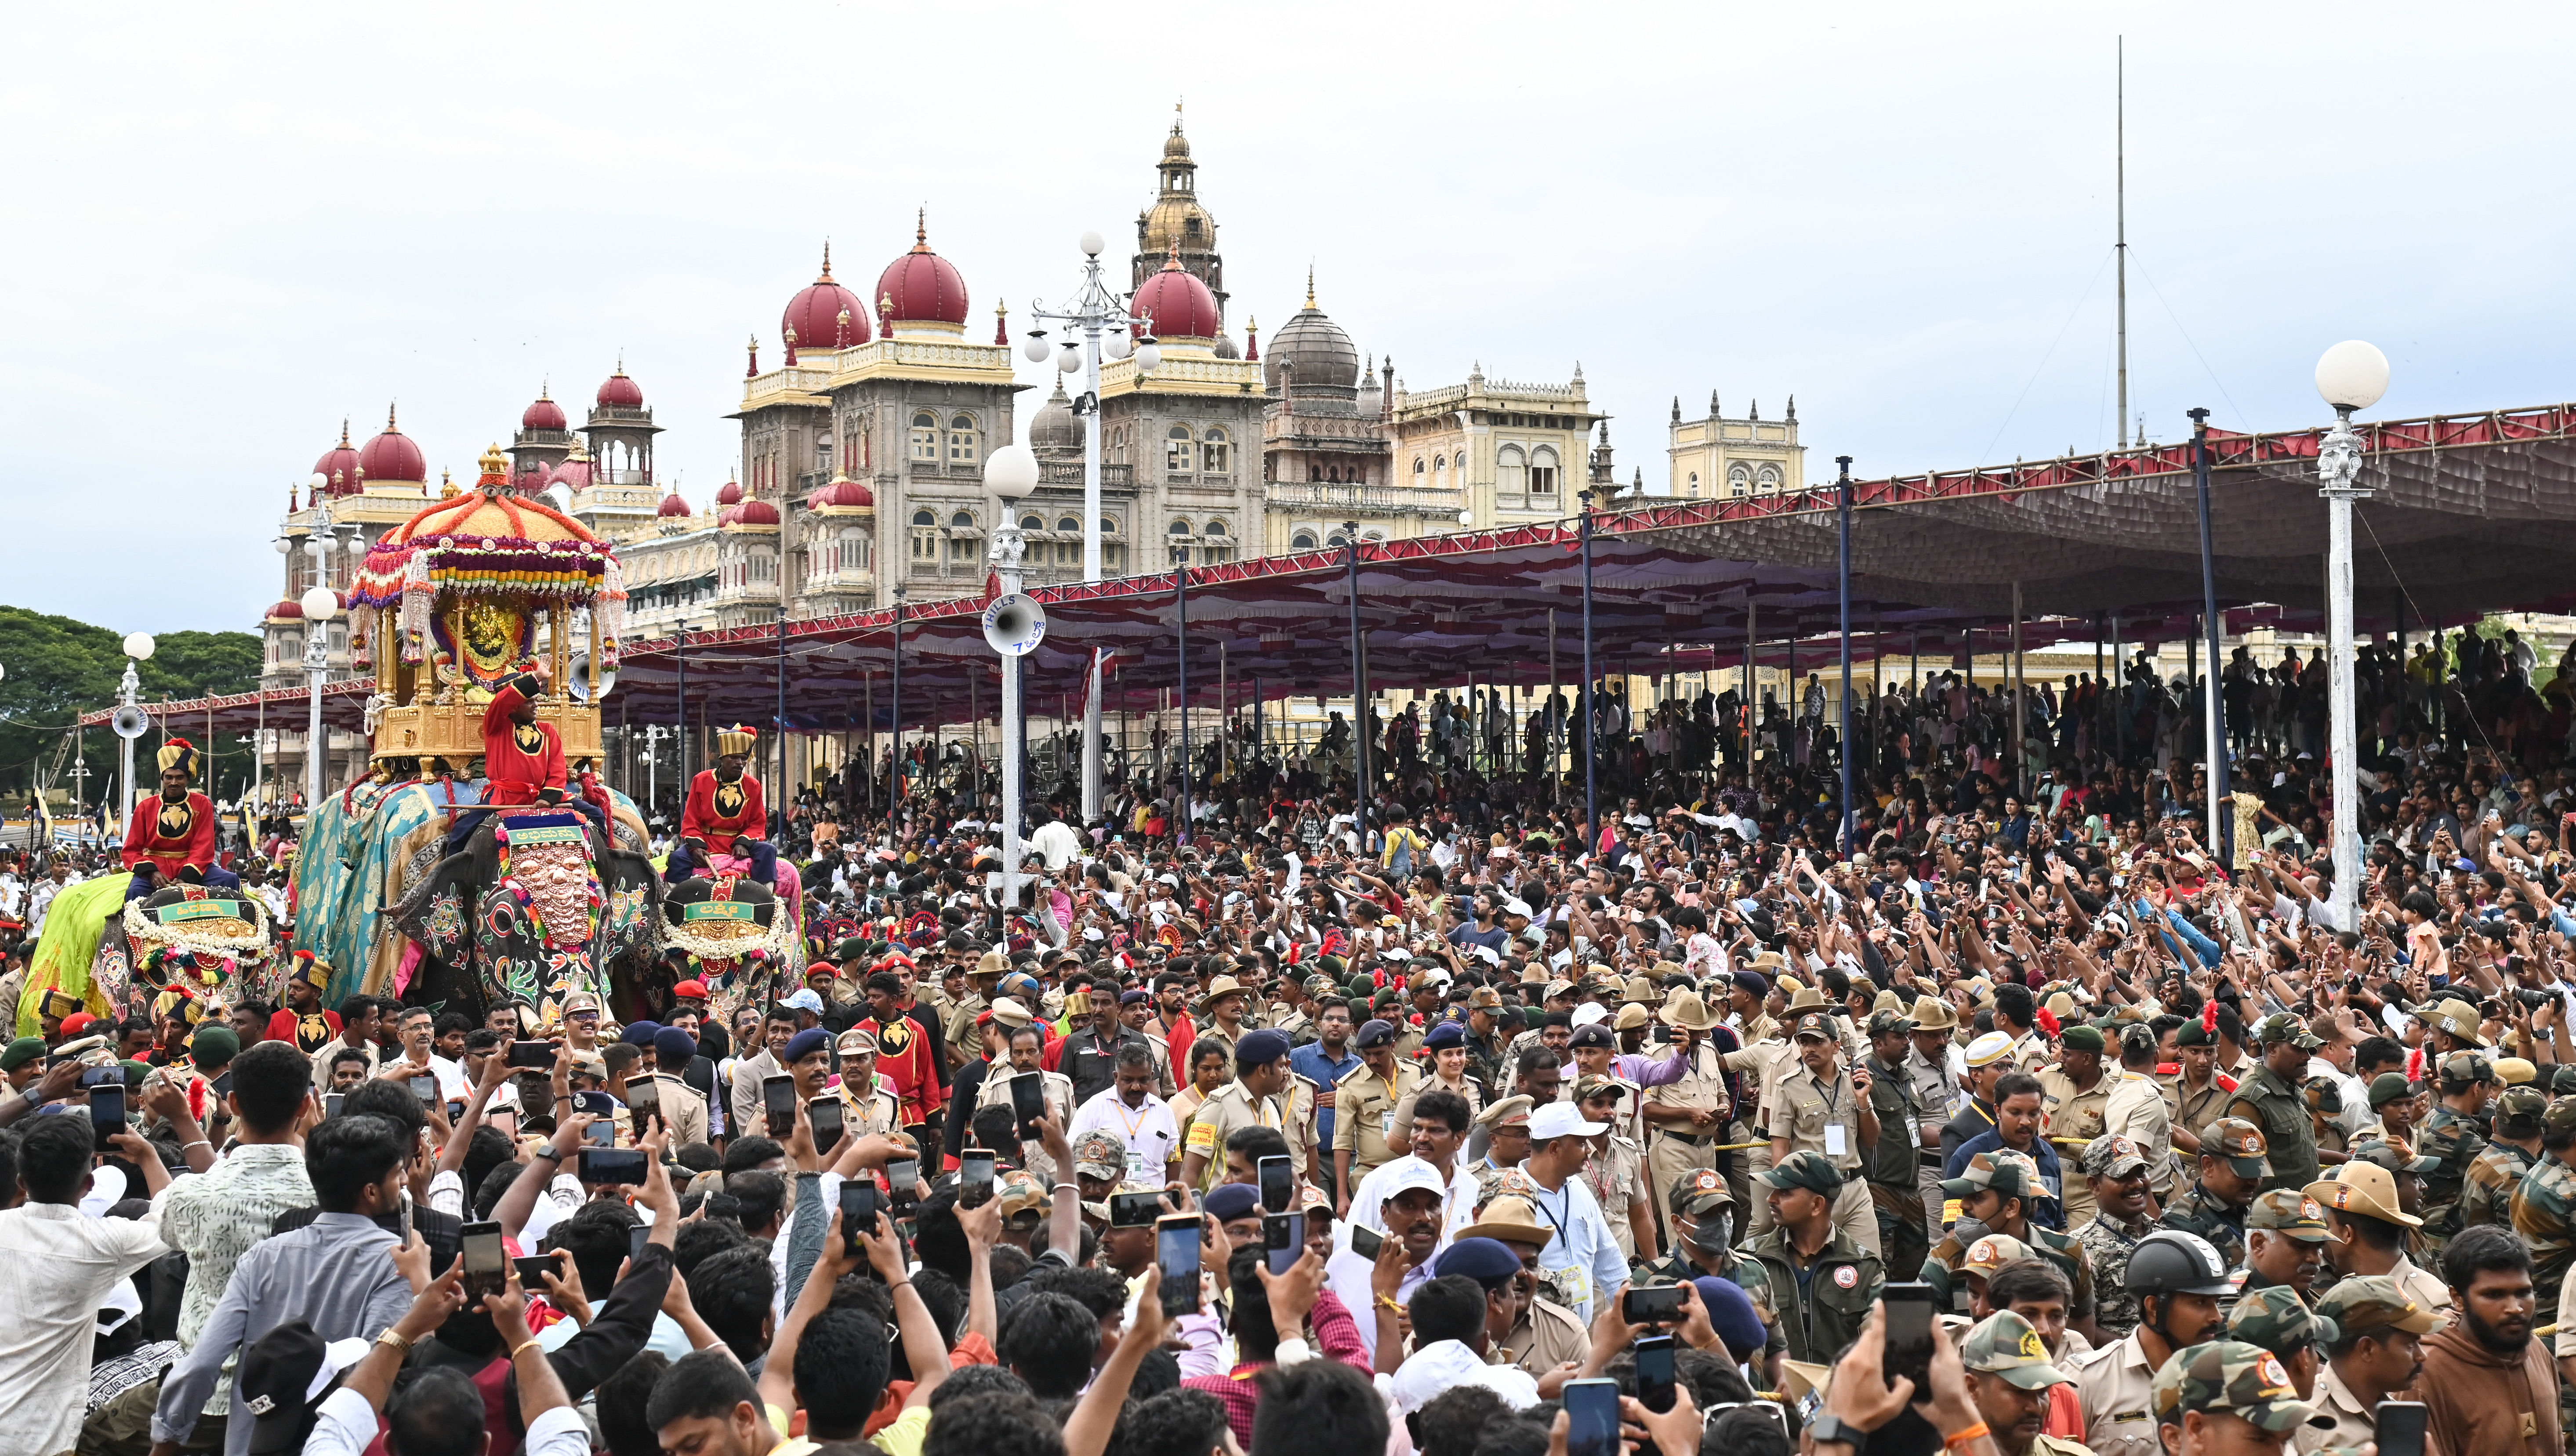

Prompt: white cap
xmin=1569 ymin=1002 xmax=1611 ymax=1028
xmin=1529 ymin=1102 xmax=1608 ymax=1140
xmin=1963 ymin=1031 xmax=2015 ymax=1068
xmin=1374 ymin=1155 xmax=1449 ymax=1200
xmin=1504 ymin=899 xmax=1535 ymax=918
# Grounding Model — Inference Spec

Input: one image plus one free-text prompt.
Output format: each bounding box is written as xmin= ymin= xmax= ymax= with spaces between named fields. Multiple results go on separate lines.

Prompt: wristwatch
xmin=1807 ymin=1413 xmax=1864 ymax=1450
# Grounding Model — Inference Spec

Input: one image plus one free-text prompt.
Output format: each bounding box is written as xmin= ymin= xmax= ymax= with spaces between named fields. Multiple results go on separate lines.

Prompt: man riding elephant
xmin=669 ymin=724 xmax=776 ymax=887
xmin=123 ymin=739 xmax=236 ymax=900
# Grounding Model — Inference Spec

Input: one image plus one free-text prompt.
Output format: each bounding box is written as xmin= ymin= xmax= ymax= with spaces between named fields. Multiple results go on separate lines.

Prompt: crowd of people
xmin=10 ymin=621 xmax=2576 ymax=1456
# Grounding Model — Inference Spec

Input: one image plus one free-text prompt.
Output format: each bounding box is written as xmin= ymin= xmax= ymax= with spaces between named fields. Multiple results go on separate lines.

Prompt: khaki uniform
xmin=976 ymin=1067 xmax=1077 ymax=1184
xmin=2291 ymin=1363 xmax=2380 ymax=1456
xmin=2066 ymin=1331 xmax=2164 ymax=1456
xmin=1332 ymin=1060 xmax=1425 ymax=1187
xmin=2101 ymin=1070 xmax=2177 ymax=1198
xmin=1139 ymin=1031 xmax=1178 ymax=1098
xmin=1579 ymin=1133 xmax=1653 ymax=1260
xmin=1655 ymin=1041 xmax=1744 ymax=1235
xmin=1182 ymin=1078 xmax=1288 ymax=1191
xmin=1389 ymin=1073 xmax=1487 ymax=1149
xmin=2008 ymin=1031 xmax=2052 ymax=1076
xmin=839 ymin=1075 xmax=903 ymax=1142
xmin=646 ymin=1072 xmax=711 ymax=1150
xmin=944 ymin=992 xmax=989 ymax=1071
xmin=2164 ymin=1069 xmax=2238 ymax=1151
xmin=1765 ymin=1063 xmax=1879 ymax=1256
xmin=1497 ymin=1295 xmax=1589 ymax=1376
xmin=2036 ymin=1066 xmax=2117 ymax=1227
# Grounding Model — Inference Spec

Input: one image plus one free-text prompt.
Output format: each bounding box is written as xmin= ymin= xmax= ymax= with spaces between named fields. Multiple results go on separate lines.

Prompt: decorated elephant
xmin=649 ymin=873 xmax=801 ymax=1030
xmin=15 ymin=877 xmax=277 ymax=1035
xmin=286 ymin=769 xmax=666 ymax=1026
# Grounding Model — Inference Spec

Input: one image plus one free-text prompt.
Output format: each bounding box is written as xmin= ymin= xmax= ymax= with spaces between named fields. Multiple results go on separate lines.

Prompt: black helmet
xmin=2125 ymin=1229 xmax=2235 ymax=1297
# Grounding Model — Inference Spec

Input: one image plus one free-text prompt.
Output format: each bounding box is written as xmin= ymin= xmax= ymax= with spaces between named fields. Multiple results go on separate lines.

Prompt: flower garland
xmin=122 ymin=894 xmax=273 ymax=963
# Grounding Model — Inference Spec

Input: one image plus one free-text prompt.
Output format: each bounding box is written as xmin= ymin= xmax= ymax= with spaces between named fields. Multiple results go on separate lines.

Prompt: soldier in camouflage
xmin=2510 ymin=1095 xmax=2576 ymax=1441
xmin=2159 ymin=1117 xmax=2268 ymax=1271
xmin=2149 ymin=1338 xmax=2322 ymax=1456
xmin=2416 ymin=1050 xmax=2495 ymax=1253
xmin=2240 ymin=1189 xmax=2331 ymax=1307
xmin=1923 ymin=1150 xmax=2098 ymax=1333
xmin=2302 ymin=1075 xmax=2350 ymax=1162
xmin=2458 ymin=1083 xmax=2545 ymax=1233
xmin=2225 ymin=1013 xmax=2322 ymax=1194
xmin=2074 ymin=1134 xmax=2157 ymax=1340
xmin=2226 ymin=1284 xmax=2337 ymax=1399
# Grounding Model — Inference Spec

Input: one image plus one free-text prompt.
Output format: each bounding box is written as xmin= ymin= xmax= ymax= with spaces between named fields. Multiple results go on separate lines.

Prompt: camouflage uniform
xmin=2416 ymin=1057 xmax=2494 ymax=1249
xmin=2072 ymin=1134 xmax=2157 ymax=1340
xmin=2157 ymin=1117 xmax=2267 ymax=1271
xmin=2224 ymin=1015 xmax=2322 ymax=1194
xmin=2457 ymin=1085 xmax=2546 ymax=1234
xmin=2511 ymin=1100 xmax=2576 ymax=1442
xmin=1924 ymin=1151 xmax=2097 ymax=1322
xmin=2149 ymin=1340 xmax=2322 ymax=1453
xmin=2237 ymin=1188 xmax=2331 ymax=1311
xmin=2302 ymin=1278 xmax=2444 ymax=1456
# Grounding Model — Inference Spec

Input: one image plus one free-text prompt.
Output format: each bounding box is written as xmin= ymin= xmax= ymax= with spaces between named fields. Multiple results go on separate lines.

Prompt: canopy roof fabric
xmin=95 ymin=401 xmax=2576 ymax=739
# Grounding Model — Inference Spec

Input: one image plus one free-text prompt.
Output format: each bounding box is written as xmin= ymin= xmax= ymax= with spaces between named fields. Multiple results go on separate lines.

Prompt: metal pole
xmin=2191 ymin=407 xmax=2230 ymax=861
xmin=776 ymin=569 xmax=790 ymax=843
xmin=2010 ymin=582 xmax=2025 ymax=795
xmin=1836 ymin=456 xmax=1854 ymax=857
xmin=1345 ymin=522 xmax=1368 ymax=844
xmin=302 ymin=630 xmax=325 ymax=814
xmin=996 ymin=538 xmax=1025 ymax=907
xmin=1746 ymin=596 xmax=1759 ymax=767
xmin=2320 ymin=404 xmax=2370 ymax=930
xmin=1176 ymin=556 xmax=1190 ymax=848
xmin=674 ymin=623 xmax=689 ymax=798
xmin=1548 ymin=608 xmax=1560 ymax=782
xmin=1578 ymin=490 xmax=1598 ymax=847
xmin=889 ymin=589 xmax=905 ymax=813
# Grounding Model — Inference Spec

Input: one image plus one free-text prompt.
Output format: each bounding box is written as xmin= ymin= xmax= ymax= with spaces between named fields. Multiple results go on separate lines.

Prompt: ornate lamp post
xmin=1022 ymin=232 xmax=1160 ymax=825
xmin=984 ymin=441 xmax=1043 ymax=906
xmin=2315 ymin=340 xmax=2389 ymax=932
xmin=116 ymin=632 xmax=154 ymax=828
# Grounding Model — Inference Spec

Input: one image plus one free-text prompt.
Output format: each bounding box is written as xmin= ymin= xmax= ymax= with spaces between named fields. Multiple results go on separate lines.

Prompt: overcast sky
xmin=5 ymin=3 xmax=2569 ymax=635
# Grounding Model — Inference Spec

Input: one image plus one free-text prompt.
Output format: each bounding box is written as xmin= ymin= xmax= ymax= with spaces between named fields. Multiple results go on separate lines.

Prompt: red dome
xmin=657 ymin=490 xmax=694 ymax=518
xmin=312 ymin=421 xmax=363 ymax=496
xmin=807 ymin=476 xmax=875 ymax=510
xmin=596 ymin=368 xmax=644 ymax=409
xmin=357 ymin=406 xmax=426 ymax=483
xmin=715 ymin=479 xmax=744 ymax=506
xmin=1131 ymin=254 xmax=1221 ymax=340
xmin=722 ymin=498 xmax=781 ymax=527
xmin=784 ymin=244 xmax=871 ymax=351
xmin=874 ymin=216 xmax=969 ymax=327
xmin=266 ymin=599 xmax=303 ymax=620
xmin=550 ymin=455 xmax=594 ymax=491
xmin=522 ymin=390 xmax=567 ymax=430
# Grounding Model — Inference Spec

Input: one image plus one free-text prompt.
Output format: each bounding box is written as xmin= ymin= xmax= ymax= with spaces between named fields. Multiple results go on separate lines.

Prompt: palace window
xmin=1687 ymin=471 xmax=1699 ymax=492
xmin=1202 ymin=427 xmax=1230 ymax=474
xmin=1292 ymin=529 xmax=1318 ymax=550
xmin=947 ymin=414 xmax=980 ymax=466
xmin=1756 ymin=465 xmax=1781 ymax=492
xmin=1497 ymin=444 xmax=1527 ymax=496
xmin=1413 ymin=457 xmax=1426 ymax=478
xmin=1166 ymin=425 xmax=1194 ymax=476
xmin=1168 ymin=518 xmax=1191 ymax=565
xmin=1201 ymin=519 xmax=1230 ymax=564
xmin=1727 ymin=464 xmax=1752 ymax=497
xmin=1530 ymin=446 xmax=1559 ymax=495
xmin=910 ymin=411 xmax=939 ymax=462
xmin=910 ymin=508 xmax=939 ymax=560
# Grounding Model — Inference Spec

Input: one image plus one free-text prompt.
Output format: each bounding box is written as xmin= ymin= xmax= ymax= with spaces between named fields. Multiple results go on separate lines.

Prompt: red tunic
xmin=480 ymin=676 xmax=567 ymax=806
xmin=860 ymin=1013 xmax=945 ymax=1126
xmin=267 ymin=1006 xmax=342 ymax=1053
xmin=122 ymin=790 xmax=218 ymax=877
xmin=682 ymin=769 xmax=767 ymax=854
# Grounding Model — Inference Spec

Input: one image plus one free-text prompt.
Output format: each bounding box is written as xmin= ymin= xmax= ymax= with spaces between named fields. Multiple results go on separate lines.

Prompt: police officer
xmin=2238 ymin=1188 xmax=2330 ymax=1307
xmin=1332 ymin=1017 xmax=1422 ymax=1215
xmin=2159 ymin=1117 xmax=2268 ymax=1271
xmin=2512 ymin=1097 xmax=2576 ymax=1440
xmin=1861 ymin=1006 xmax=1930 ymax=1280
xmin=2064 ymin=1230 xmax=2235 ymax=1456
xmin=2225 ymin=1013 xmax=2321 ymax=1195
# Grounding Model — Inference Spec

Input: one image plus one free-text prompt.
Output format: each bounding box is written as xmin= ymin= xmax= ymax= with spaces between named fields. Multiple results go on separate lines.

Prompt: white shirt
xmin=1030 ymin=820 xmax=1084 ymax=871
xmin=1514 ymin=1171 xmax=1628 ymax=1325
xmin=1068 ymin=1086 xmax=1181 ymax=1185
xmin=1346 ymin=1156 xmax=1482 ymax=1243
xmin=0 ymin=1202 xmax=170 ymax=1456
xmin=306 ymin=1386 xmax=588 ymax=1456
xmin=1387 ymin=1339 xmax=1541 ymax=1415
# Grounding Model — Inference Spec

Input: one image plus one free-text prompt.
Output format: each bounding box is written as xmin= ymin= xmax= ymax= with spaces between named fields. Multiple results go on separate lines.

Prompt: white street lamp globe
xmin=346 ymin=533 xmax=370 ymax=556
xmin=1135 ymin=343 xmax=1161 ymax=373
xmin=274 ymin=537 xmax=293 ymax=554
xmin=307 ymin=473 xmax=329 ymax=494
xmin=308 ymin=534 xmax=329 ymax=561
xmin=300 ymin=587 xmax=340 ymax=621
xmin=984 ymin=443 xmax=1041 ymax=497
xmin=1056 ymin=345 xmax=1083 ymax=374
xmin=1103 ymin=330 xmax=1132 ymax=362
xmin=2315 ymin=341 xmax=2390 ymax=412
xmin=1079 ymin=231 xmax=1104 ymax=258
xmin=123 ymin=632 xmax=156 ymax=661
xmin=1021 ymin=334 xmax=1052 ymax=364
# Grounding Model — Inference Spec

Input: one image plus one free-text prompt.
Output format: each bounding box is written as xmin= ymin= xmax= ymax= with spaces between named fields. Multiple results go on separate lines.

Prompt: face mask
xmin=1949 ymin=1215 xmax=1992 ymax=1246
xmin=1688 ymin=1211 xmax=1734 ymax=1253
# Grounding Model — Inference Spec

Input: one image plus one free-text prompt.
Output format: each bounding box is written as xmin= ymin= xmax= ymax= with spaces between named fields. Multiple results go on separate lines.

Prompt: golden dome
xmin=1141 ymin=195 xmax=1214 ymax=258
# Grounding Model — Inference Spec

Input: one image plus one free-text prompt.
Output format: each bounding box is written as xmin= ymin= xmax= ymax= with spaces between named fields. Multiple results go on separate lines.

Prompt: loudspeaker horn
xmin=112 ymin=705 xmax=152 ymax=739
xmin=981 ymin=592 xmax=1047 ymax=657
xmin=567 ymin=652 xmax=618 ymax=701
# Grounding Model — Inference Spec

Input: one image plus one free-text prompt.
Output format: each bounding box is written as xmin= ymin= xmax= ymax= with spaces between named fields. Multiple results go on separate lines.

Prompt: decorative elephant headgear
xmin=157 ymin=738 xmax=200 ymax=782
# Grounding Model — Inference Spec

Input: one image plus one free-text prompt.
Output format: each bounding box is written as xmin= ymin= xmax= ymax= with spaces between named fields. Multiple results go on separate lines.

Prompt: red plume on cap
xmin=2035 ymin=1006 xmax=2061 ymax=1038
xmin=2407 ymin=1046 xmax=2427 ymax=1083
xmin=2202 ymin=1002 xmax=2219 ymax=1035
